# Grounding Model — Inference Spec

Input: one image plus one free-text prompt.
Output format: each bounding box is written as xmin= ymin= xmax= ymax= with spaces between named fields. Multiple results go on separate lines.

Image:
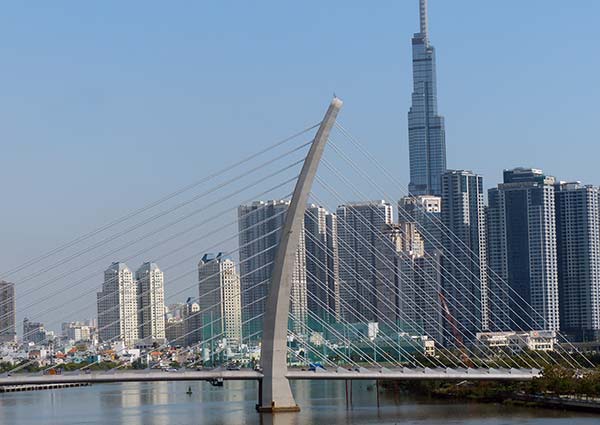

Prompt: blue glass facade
xmin=487 ymin=168 xmax=560 ymax=332
xmin=408 ymin=0 xmax=447 ymax=196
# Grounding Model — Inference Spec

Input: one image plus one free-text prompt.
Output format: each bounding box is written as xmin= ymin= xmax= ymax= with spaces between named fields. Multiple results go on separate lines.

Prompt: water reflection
xmin=0 ymin=380 xmax=598 ymax=425
xmin=259 ymin=412 xmax=301 ymax=425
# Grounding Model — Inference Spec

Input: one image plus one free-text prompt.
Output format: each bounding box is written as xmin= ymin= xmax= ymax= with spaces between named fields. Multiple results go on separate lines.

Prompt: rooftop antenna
xmin=419 ymin=0 xmax=429 ymax=43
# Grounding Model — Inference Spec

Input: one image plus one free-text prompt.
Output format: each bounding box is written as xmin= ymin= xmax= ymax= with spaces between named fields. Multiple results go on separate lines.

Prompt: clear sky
xmin=1 ymin=1 xmax=599 ymax=330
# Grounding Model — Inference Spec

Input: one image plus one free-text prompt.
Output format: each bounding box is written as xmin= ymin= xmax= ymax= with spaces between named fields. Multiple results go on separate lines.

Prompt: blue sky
xmin=1 ymin=1 xmax=599 ymax=327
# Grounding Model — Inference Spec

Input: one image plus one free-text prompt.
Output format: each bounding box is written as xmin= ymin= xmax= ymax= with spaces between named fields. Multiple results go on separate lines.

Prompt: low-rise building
xmin=476 ymin=330 xmax=556 ymax=352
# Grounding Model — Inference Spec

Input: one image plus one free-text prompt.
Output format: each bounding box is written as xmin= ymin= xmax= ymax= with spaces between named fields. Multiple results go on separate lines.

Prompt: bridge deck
xmin=0 ymin=367 xmax=540 ymax=386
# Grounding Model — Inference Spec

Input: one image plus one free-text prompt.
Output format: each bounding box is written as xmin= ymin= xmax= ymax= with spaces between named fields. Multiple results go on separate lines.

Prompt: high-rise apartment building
xmin=487 ymin=168 xmax=560 ymax=332
xmin=183 ymin=298 xmax=202 ymax=348
xmin=136 ymin=262 xmax=166 ymax=344
xmin=97 ymin=262 xmax=138 ymax=347
xmin=408 ymin=0 xmax=447 ymax=196
xmin=441 ymin=170 xmax=488 ymax=339
xmin=398 ymin=195 xmax=442 ymax=252
xmin=403 ymin=251 xmax=444 ymax=344
xmin=555 ymin=182 xmax=600 ymax=341
xmin=61 ymin=322 xmax=93 ymax=342
xmin=0 ymin=281 xmax=16 ymax=343
xmin=165 ymin=318 xmax=184 ymax=346
xmin=304 ymin=205 xmax=340 ymax=325
xmin=165 ymin=303 xmax=184 ymax=321
xmin=336 ymin=201 xmax=393 ymax=323
xmin=238 ymin=200 xmax=307 ymax=341
xmin=376 ymin=222 xmax=444 ymax=344
xmin=198 ymin=253 xmax=242 ymax=348
xmin=22 ymin=318 xmax=47 ymax=345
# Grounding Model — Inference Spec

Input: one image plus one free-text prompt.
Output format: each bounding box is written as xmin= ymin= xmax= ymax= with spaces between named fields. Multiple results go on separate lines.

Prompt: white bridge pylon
xmin=258 ymin=97 xmax=343 ymax=413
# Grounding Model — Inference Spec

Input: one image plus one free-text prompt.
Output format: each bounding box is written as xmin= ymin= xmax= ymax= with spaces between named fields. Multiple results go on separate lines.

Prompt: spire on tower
xmin=419 ymin=0 xmax=429 ymax=38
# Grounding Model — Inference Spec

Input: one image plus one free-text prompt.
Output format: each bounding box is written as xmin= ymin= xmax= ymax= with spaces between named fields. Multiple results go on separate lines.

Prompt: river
xmin=0 ymin=380 xmax=597 ymax=425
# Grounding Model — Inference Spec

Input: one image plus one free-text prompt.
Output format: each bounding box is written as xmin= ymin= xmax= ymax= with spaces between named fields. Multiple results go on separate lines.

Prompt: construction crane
xmin=438 ymin=291 xmax=474 ymax=368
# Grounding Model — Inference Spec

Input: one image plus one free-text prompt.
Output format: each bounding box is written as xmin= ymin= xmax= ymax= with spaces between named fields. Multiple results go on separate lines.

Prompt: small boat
xmin=209 ymin=378 xmax=224 ymax=387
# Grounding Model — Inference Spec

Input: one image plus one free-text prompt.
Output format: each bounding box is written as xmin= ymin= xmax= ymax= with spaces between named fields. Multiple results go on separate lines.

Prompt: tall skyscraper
xmin=336 ymin=201 xmax=393 ymax=323
xmin=408 ymin=0 xmax=447 ymax=196
xmin=238 ymin=201 xmax=307 ymax=342
xmin=97 ymin=262 xmax=138 ymax=347
xmin=304 ymin=205 xmax=340 ymax=325
xmin=136 ymin=262 xmax=166 ymax=344
xmin=441 ymin=170 xmax=488 ymax=340
xmin=488 ymin=168 xmax=560 ymax=332
xmin=555 ymin=182 xmax=600 ymax=341
xmin=0 ymin=281 xmax=16 ymax=343
xmin=198 ymin=253 xmax=242 ymax=348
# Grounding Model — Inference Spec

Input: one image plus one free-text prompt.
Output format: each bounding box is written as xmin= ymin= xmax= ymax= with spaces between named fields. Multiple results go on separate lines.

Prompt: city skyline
xmin=2 ymin=2 xmax=600 ymax=421
xmin=2 ymin=0 xmax=593 ymax=340
xmin=2 ymin=1 xmax=600 ymax=282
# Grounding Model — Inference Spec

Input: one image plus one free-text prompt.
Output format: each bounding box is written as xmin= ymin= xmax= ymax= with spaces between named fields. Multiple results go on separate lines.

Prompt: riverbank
xmin=510 ymin=393 xmax=600 ymax=414
xmin=430 ymin=383 xmax=600 ymax=413
xmin=380 ymin=370 xmax=600 ymax=414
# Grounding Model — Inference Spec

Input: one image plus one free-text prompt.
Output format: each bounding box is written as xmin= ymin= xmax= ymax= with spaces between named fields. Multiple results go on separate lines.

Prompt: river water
xmin=0 ymin=380 xmax=597 ymax=425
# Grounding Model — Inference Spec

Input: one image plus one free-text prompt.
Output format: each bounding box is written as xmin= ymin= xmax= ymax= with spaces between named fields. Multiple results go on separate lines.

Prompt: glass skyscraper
xmin=487 ymin=168 xmax=560 ymax=332
xmin=408 ymin=0 xmax=447 ymax=196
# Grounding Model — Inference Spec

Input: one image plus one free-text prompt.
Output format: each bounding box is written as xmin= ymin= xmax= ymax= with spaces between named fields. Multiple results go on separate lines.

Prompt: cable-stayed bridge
xmin=0 ymin=366 xmax=540 ymax=386
xmin=0 ymin=98 xmax=593 ymax=414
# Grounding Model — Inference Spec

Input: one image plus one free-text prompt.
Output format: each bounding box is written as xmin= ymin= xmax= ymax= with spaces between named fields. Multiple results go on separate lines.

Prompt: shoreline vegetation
xmin=381 ymin=365 xmax=600 ymax=413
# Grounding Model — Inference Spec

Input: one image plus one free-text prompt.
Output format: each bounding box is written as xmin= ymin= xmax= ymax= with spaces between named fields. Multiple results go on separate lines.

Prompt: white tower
xmin=136 ymin=262 xmax=167 ymax=344
xmin=97 ymin=262 xmax=138 ymax=347
xmin=198 ymin=253 xmax=243 ymax=348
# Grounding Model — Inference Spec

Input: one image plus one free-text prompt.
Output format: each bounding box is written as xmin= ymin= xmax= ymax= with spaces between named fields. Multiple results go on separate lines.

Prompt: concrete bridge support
xmin=258 ymin=97 xmax=343 ymax=413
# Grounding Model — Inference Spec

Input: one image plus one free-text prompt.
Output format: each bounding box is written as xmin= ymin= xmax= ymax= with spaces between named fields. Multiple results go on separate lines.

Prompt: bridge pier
xmin=350 ymin=379 xmax=354 ymax=408
xmin=256 ymin=379 xmax=263 ymax=411
xmin=344 ymin=380 xmax=354 ymax=408
xmin=258 ymin=97 xmax=343 ymax=413
xmin=345 ymin=380 xmax=349 ymax=407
